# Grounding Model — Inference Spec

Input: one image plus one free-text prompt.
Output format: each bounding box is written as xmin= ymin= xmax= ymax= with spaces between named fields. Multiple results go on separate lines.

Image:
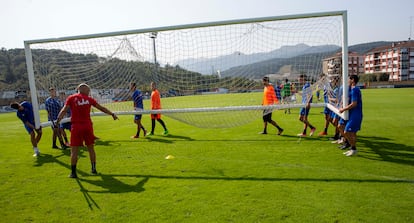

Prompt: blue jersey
xmin=301 ymin=82 xmax=313 ymax=104
xmin=323 ymin=85 xmax=329 ymax=103
xmin=336 ymin=86 xmax=343 ymax=108
xmin=16 ymin=101 xmax=35 ymax=125
xmin=274 ymin=85 xmax=282 ymax=100
xmin=45 ymin=96 xmax=62 ymax=120
xmin=132 ymin=89 xmax=144 ymax=109
xmin=349 ymin=86 xmax=363 ymax=120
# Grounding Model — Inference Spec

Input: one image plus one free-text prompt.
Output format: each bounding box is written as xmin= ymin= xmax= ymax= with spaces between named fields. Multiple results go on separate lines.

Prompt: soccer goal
xmin=24 ymin=10 xmax=348 ymax=129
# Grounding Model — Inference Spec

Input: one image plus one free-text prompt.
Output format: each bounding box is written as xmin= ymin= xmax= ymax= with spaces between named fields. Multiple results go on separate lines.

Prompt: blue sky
xmin=2 ymin=0 xmax=413 ymax=49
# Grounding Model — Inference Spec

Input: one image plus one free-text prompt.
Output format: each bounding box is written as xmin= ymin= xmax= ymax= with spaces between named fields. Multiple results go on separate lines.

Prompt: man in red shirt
xmin=260 ymin=76 xmax=284 ymax=135
xmin=57 ymin=83 xmax=118 ymax=178
xmin=148 ymin=81 xmax=168 ymax=136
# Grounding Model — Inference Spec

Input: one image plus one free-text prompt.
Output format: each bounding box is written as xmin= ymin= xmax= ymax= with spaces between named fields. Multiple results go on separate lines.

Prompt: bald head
xmin=77 ymin=83 xmax=91 ymax=95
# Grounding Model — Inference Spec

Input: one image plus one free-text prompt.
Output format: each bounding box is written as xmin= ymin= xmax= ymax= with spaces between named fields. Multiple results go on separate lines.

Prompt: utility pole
xmin=150 ymin=32 xmax=158 ymax=76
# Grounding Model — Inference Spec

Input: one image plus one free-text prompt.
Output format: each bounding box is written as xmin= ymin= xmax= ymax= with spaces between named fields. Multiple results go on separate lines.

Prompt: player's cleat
xmin=130 ymin=135 xmax=139 ymax=139
xmin=318 ymin=132 xmax=328 ymax=136
xmin=33 ymin=151 xmax=40 ymax=157
xmin=338 ymin=144 xmax=350 ymax=150
xmin=343 ymin=150 xmax=351 ymax=155
xmin=147 ymin=132 xmax=154 ymax=136
xmin=346 ymin=150 xmax=357 ymax=156
xmin=62 ymin=145 xmax=69 ymax=150
xmin=297 ymin=133 xmax=307 ymax=137
xmin=258 ymin=132 xmax=267 ymax=134
xmin=309 ymin=128 xmax=316 ymax=136
xmin=143 ymin=129 xmax=147 ymax=137
xmin=52 ymin=145 xmax=59 ymax=149
xmin=277 ymin=129 xmax=284 ymax=135
xmin=91 ymin=169 xmax=98 ymax=174
xmin=68 ymin=173 xmax=78 ymax=178
xmin=163 ymin=130 xmax=169 ymax=136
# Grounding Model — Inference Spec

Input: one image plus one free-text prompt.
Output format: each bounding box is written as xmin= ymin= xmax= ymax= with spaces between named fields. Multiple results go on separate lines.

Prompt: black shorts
xmin=263 ymin=111 xmax=272 ymax=122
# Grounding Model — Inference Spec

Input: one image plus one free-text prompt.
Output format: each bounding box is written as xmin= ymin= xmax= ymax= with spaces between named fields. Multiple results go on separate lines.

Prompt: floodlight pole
xmin=150 ymin=32 xmax=158 ymax=76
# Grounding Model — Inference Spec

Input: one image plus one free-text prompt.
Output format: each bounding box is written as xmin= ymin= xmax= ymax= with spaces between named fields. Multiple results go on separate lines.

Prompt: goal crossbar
xmin=24 ymin=11 xmax=347 ymax=45
xmin=25 ymin=10 xmax=349 ymax=129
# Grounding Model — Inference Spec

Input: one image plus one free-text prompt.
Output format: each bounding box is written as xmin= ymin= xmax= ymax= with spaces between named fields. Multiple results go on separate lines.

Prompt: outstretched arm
xmin=94 ymin=103 xmax=118 ymax=120
xmin=56 ymin=105 xmax=70 ymax=124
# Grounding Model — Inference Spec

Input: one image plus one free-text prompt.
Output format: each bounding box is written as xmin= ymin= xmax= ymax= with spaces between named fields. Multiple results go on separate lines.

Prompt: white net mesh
xmin=26 ymin=12 xmax=345 ymax=128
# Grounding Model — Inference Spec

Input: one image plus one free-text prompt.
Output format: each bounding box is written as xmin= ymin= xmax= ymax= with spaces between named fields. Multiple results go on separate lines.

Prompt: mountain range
xmin=175 ymin=41 xmax=392 ymax=78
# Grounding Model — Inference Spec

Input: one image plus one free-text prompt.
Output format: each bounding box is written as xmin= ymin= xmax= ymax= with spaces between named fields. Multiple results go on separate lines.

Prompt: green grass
xmin=0 ymin=88 xmax=413 ymax=222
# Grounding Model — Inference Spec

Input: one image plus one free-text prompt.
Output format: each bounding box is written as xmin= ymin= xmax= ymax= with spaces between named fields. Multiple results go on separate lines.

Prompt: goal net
xmin=24 ymin=11 xmax=348 ymax=128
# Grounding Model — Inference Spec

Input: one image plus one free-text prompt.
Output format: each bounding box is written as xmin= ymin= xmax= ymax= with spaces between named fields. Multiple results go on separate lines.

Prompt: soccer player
xmin=318 ymin=82 xmax=330 ymax=136
xmin=56 ymin=83 xmax=118 ymax=178
xmin=274 ymin=80 xmax=282 ymax=102
xmin=259 ymin=76 xmax=284 ymax=135
xmin=327 ymin=76 xmax=342 ymax=141
xmin=58 ymin=91 xmax=71 ymax=146
xmin=10 ymin=101 xmax=42 ymax=156
xmin=297 ymin=74 xmax=316 ymax=137
xmin=45 ymin=87 xmax=68 ymax=149
xmin=281 ymin=79 xmax=291 ymax=114
xmin=130 ymin=82 xmax=147 ymax=138
xmin=148 ymin=81 xmax=168 ymax=136
xmin=339 ymin=75 xmax=363 ymax=156
xmin=318 ymin=75 xmax=335 ymax=136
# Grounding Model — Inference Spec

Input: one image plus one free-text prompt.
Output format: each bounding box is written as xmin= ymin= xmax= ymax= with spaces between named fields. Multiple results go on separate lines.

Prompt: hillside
xmin=0 ymin=41 xmax=394 ymax=92
xmin=348 ymin=41 xmax=392 ymax=54
xmin=176 ymin=43 xmax=340 ymax=75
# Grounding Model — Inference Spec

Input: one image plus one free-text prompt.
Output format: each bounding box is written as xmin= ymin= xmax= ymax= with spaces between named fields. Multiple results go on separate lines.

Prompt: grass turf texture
xmin=0 ymin=88 xmax=413 ymax=222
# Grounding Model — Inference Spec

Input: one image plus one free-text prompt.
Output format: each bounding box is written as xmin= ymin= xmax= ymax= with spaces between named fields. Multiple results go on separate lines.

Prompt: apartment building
xmin=364 ymin=41 xmax=414 ymax=81
xmin=322 ymin=51 xmax=364 ymax=76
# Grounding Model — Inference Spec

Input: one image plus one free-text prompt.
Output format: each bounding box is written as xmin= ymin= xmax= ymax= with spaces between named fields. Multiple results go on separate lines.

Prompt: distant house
xmin=322 ymin=51 xmax=364 ymax=76
xmin=364 ymin=41 xmax=414 ymax=81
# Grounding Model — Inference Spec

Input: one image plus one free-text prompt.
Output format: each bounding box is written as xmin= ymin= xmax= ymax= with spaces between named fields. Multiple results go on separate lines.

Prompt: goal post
xmin=24 ymin=10 xmax=349 ymax=129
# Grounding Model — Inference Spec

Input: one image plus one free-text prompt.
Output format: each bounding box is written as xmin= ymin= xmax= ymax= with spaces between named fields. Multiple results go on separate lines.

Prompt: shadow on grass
xmin=79 ymin=175 xmax=148 ymax=193
xmin=105 ymin=173 xmax=413 ymax=183
xmin=33 ymin=147 xmax=89 ymax=167
xmin=33 ymin=152 xmax=150 ymax=210
xmin=146 ymin=134 xmax=194 ymax=143
xmin=94 ymin=134 xmax=194 ymax=145
xmin=357 ymin=135 xmax=414 ymax=166
xmin=33 ymin=149 xmax=413 ymax=210
xmin=32 ymin=134 xmax=413 ymax=210
xmin=93 ymin=132 xmax=330 ymax=145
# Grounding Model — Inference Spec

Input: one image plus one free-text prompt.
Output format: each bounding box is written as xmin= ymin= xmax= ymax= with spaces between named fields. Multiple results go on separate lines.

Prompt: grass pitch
xmin=0 ymin=88 xmax=413 ymax=222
